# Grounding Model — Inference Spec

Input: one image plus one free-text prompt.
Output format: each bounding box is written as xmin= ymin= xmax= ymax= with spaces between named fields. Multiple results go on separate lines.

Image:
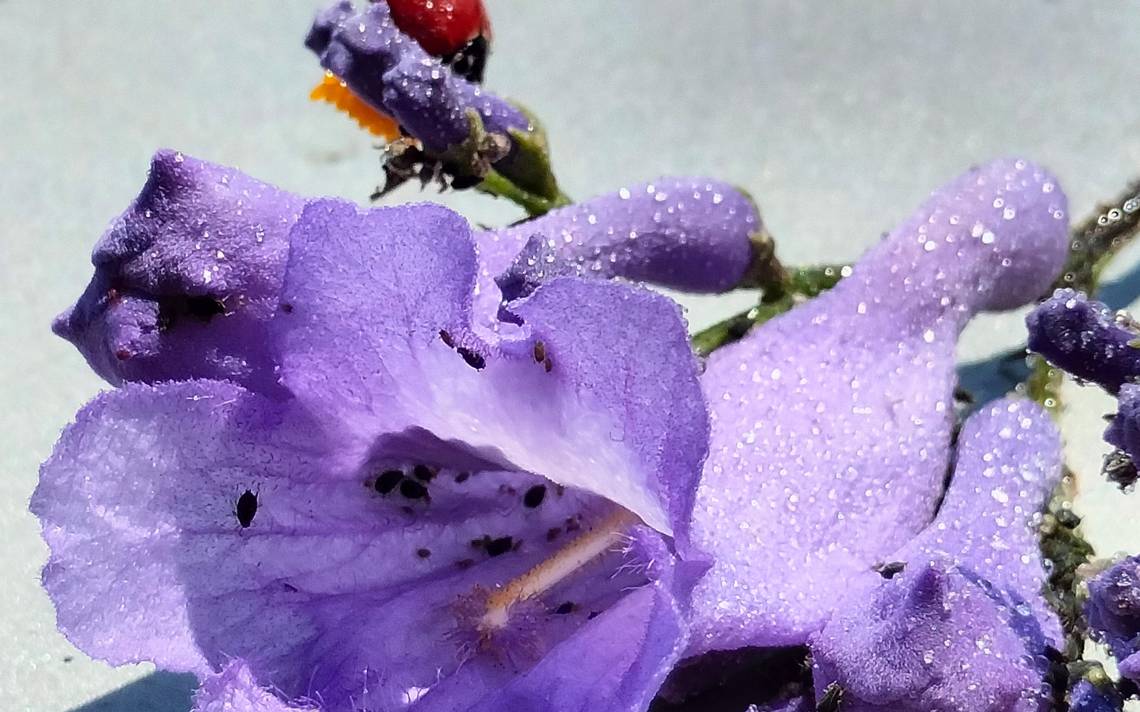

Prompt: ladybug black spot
xmin=374 ymin=469 xmax=404 ymax=494
xmin=523 ymin=485 xmax=547 ymax=508
xmin=236 ymin=489 xmax=258 ymax=528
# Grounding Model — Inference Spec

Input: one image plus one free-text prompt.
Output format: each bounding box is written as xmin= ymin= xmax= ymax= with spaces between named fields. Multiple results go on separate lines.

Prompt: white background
xmin=2 ymin=2 xmax=1138 ymax=709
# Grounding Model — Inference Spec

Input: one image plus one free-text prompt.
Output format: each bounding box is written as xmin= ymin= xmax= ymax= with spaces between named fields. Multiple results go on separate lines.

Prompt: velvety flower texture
xmin=54 ymin=152 xmax=760 ymax=392
xmin=1085 ymin=555 xmax=1140 ymax=684
xmin=683 ymin=159 xmax=1069 ymax=708
xmin=688 ymin=157 xmax=1069 ymax=651
xmin=35 ymin=198 xmax=712 ymax=711
xmin=1027 ymin=289 xmax=1140 ymax=471
xmin=306 ymin=1 xmax=527 ymax=156
xmin=1027 ymin=289 xmax=1140 ymax=395
xmin=52 ymin=150 xmax=305 ymax=393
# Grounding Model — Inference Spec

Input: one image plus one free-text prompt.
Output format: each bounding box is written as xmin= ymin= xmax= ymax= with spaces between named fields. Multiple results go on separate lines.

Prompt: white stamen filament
xmin=480 ymin=508 xmax=639 ymax=632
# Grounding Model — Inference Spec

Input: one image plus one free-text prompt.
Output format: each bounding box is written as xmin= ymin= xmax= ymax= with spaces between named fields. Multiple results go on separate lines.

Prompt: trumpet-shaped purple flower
xmin=1085 ymin=555 xmax=1140 ymax=683
xmin=54 ymin=152 xmax=760 ymax=391
xmin=686 ymin=158 xmax=1069 ymax=654
xmin=52 ymin=150 xmax=304 ymax=393
xmin=1027 ymin=289 xmax=1140 ymax=394
xmin=810 ymin=398 xmax=1063 ymax=711
xmin=34 ymin=199 xmax=710 ymax=711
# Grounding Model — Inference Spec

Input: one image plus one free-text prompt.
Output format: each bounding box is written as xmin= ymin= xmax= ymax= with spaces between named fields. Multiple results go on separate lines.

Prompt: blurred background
xmin=3 ymin=2 xmax=1139 ymax=709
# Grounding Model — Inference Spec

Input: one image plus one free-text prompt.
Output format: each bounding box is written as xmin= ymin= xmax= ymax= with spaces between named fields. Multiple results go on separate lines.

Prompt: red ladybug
xmin=387 ymin=0 xmax=493 ymax=82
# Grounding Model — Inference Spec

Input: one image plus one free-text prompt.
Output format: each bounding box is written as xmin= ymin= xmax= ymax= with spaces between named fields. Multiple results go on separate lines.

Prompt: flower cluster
xmin=33 ymin=1 xmax=1137 ymax=711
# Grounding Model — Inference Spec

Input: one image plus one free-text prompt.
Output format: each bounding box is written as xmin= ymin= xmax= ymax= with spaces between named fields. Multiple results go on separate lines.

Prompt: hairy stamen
xmin=480 ymin=508 xmax=638 ymax=632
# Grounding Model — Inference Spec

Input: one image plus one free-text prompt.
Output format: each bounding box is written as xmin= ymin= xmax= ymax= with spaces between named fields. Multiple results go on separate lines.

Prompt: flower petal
xmin=193 ymin=661 xmax=316 ymax=712
xmin=1069 ymin=679 xmax=1124 ymax=712
xmin=490 ymin=179 xmax=762 ymax=302
xmin=272 ymin=199 xmax=707 ymax=536
xmin=52 ymin=150 xmax=304 ymax=392
xmin=33 ymin=380 xmax=678 ymax=709
xmin=811 ymin=561 xmax=1051 ymax=712
xmin=1027 ymin=289 xmax=1140 ymax=394
xmin=893 ymin=397 xmax=1063 ymax=644
xmin=1085 ymin=555 xmax=1140 ymax=684
xmin=688 ymin=158 xmax=1069 ymax=651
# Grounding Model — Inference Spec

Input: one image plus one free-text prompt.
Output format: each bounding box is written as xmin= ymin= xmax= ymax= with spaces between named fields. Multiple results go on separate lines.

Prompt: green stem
xmin=1053 ymin=180 xmax=1140 ymax=294
xmin=476 ymin=170 xmax=571 ymax=217
xmin=692 ymin=264 xmax=849 ymax=357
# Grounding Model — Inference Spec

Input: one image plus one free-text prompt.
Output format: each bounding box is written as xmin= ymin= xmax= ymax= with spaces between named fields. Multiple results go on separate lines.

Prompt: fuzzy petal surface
xmin=688 ymin=158 xmax=1069 ymax=652
xmin=893 ymin=397 xmax=1064 ymax=645
xmin=492 ymin=179 xmax=761 ymax=302
xmin=272 ymin=198 xmax=707 ymax=537
xmin=33 ymin=381 xmax=689 ymax=711
xmin=52 ymin=150 xmax=304 ymax=392
xmin=1086 ymin=555 xmax=1140 ymax=683
xmin=1027 ymin=289 xmax=1140 ymax=394
xmin=193 ymin=661 xmax=317 ymax=712
xmin=811 ymin=562 xmax=1051 ymax=712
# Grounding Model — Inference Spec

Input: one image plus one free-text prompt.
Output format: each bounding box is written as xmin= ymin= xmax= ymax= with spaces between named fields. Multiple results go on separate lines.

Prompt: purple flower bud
xmin=491 ymin=179 xmax=763 ymax=302
xmin=1069 ymin=679 xmax=1124 ymax=712
xmin=1027 ymin=289 xmax=1140 ymax=394
xmin=306 ymin=1 xmax=529 ymax=155
xmin=1085 ymin=555 xmax=1140 ymax=684
xmin=52 ymin=150 xmax=304 ymax=393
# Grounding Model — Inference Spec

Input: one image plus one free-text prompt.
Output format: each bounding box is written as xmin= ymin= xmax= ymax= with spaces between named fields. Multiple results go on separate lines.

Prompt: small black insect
xmin=454 ymin=471 xmax=471 ymax=483
xmin=872 ymin=561 xmax=906 ymax=579
xmin=533 ymin=341 xmax=546 ymax=364
xmin=400 ymin=478 xmax=429 ymax=501
xmin=553 ymin=601 xmax=576 ymax=615
xmin=485 ymin=536 xmax=514 ymax=557
xmin=523 ymin=484 xmax=547 ymax=508
xmin=439 ymin=329 xmax=456 ymax=348
xmin=235 ymin=488 xmax=259 ymax=528
xmin=279 ymin=302 xmax=294 ymax=314
xmin=412 ymin=464 xmax=437 ymax=482
xmin=416 ymin=548 xmax=432 ymax=559
xmin=546 ymin=527 xmax=562 ymax=542
xmin=374 ymin=469 xmax=404 ymax=495
xmin=457 ymin=346 xmax=486 ymax=370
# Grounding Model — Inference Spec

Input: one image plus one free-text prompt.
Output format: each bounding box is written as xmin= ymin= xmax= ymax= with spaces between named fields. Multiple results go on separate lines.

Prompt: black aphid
xmin=235 ymin=488 xmax=258 ymax=528
xmin=872 ymin=561 xmax=906 ymax=579
xmin=416 ymin=548 xmax=432 ymax=559
xmin=374 ymin=469 xmax=404 ymax=494
xmin=412 ymin=464 xmax=437 ymax=482
xmin=553 ymin=601 xmax=575 ymax=615
xmin=457 ymin=346 xmax=486 ymax=370
xmin=485 ymin=536 xmax=514 ymax=557
xmin=400 ymin=478 xmax=429 ymax=501
xmin=523 ymin=484 xmax=547 ymax=508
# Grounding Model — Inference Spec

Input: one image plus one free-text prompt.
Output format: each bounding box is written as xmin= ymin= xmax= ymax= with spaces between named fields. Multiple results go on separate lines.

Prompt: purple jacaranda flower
xmin=1027 ymin=289 xmax=1140 ymax=394
xmin=1086 ymin=555 xmax=1140 ymax=684
xmin=490 ymin=179 xmax=764 ymax=303
xmin=686 ymin=158 xmax=1069 ymax=654
xmin=1068 ymin=679 xmax=1124 ymax=712
xmin=306 ymin=0 xmax=533 ymax=190
xmin=54 ymin=152 xmax=761 ymax=391
xmin=35 ymin=197 xmax=711 ymax=710
xmin=810 ymin=397 xmax=1063 ymax=711
xmin=52 ymin=150 xmax=305 ymax=393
